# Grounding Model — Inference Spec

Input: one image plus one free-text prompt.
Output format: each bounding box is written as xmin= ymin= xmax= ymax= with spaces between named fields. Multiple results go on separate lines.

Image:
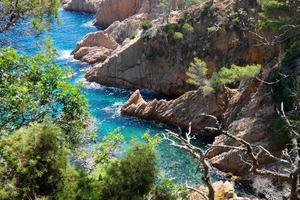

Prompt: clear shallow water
xmin=0 ymin=9 xmax=203 ymax=184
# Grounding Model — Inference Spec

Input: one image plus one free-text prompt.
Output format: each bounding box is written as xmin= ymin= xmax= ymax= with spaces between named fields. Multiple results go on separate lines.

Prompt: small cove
xmin=0 ymin=9 xmax=205 ymax=184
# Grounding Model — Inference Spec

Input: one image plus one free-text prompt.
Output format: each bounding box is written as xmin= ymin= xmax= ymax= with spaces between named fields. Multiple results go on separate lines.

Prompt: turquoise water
xmin=0 ymin=9 xmax=203 ymax=184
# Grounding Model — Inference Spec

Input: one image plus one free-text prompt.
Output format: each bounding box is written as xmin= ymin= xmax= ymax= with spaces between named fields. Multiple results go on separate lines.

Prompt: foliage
xmin=272 ymin=117 xmax=290 ymax=146
xmin=129 ymin=31 xmax=137 ymax=39
xmin=148 ymin=179 xmax=189 ymax=200
xmin=186 ymin=57 xmax=208 ymax=86
xmin=0 ymin=0 xmax=60 ymax=32
xmin=173 ymin=31 xmax=183 ymax=39
xmin=258 ymin=0 xmax=300 ymax=35
xmin=164 ymin=23 xmax=180 ymax=36
xmin=95 ymin=129 xmax=124 ymax=164
xmin=273 ymin=41 xmax=300 ymax=110
xmin=186 ymin=58 xmax=261 ymax=93
xmin=0 ymin=46 xmax=90 ymax=146
xmin=142 ymin=31 xmax=153 ymax=41
xmin=93 ymin=133 xmax=160 ymax=200
xmin=182 ymin=23 xmax=194 ymax=32
xmin=0 ymin=124 xmax=79 ymax=200
xmin=142 ymin=19 xmax=153 ymax=30
xmin=209 ymin=64 xmax=261 ymax=89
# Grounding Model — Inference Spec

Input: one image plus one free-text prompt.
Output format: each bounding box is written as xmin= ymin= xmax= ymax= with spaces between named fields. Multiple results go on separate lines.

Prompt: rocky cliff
xmin=67 ymin=0 xmax=285 ymax=176
xmin=62 ymin=0 xmax=102 ymax=13
xmin=73 ymin=0 xmax=279 ymax=96
xmin=119 ymin=0 xmax=283 ymax=175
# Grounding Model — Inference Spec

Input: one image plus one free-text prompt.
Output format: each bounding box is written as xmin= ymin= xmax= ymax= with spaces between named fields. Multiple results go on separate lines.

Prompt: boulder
xmin=71 ymin=31 xmax=118 ymax=64
xmin=73 ymin=46 xmax=112 ymax=64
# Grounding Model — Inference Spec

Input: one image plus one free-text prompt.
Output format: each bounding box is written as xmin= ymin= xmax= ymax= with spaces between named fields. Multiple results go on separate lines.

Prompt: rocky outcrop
xmin=62 ymin=0 xmax=102 ymax=13
xmin=72 ymin=14 xmax=145 ymax=65
xmin=121 ymin=67 xmax=277 ymax=175
xmin=71 ymin=31 xmax=118 ymax=64
xmin=121 ymin=89 xmax=223 ymax=134
xmin=81 ymin=0 xmax=279 ymax=96
xmin=94 ymin=0 xmax=152 ymax=27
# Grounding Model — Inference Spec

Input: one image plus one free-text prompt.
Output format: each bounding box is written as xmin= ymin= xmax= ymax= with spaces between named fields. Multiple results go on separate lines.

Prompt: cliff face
xmin=62 ymin=0 xmax=102 ymax=13
xmin=75 ymin=0 xmax=279 ymax=96
xmin=94 ymin=0 xmax=153 ymax=27
xmin=119 ymin=0 xmax=282 ymax=174
xmin=68 ymin=0 xmax=284 ymax=175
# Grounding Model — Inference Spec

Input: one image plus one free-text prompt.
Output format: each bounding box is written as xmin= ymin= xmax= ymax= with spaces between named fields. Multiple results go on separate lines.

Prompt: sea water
xmin=0 ymin=9 xmax=203 ymax=184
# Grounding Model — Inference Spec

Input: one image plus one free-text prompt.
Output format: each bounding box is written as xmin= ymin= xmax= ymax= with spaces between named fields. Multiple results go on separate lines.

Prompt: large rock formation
xmin=94 ymin=0 xmax=154 ymax=27
xmin=116 ymin=0 xmax=293 ymax=177
xmin=121 ymin=68 xmax=277 ymax=174
xmin=80 ymin=0 xmax=279 ymax=96
xmin=71 ymin=31 xmax=119 ymax=64
xmin=62 ymin=0 xmax=102 ymax=13
xmin=121 ymin=89 xmax=224 ymax=135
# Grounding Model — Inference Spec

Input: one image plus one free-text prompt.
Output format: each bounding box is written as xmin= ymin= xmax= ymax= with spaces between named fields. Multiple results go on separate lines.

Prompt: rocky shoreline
xmin=64 ymin=0 xmax=282 ymax=176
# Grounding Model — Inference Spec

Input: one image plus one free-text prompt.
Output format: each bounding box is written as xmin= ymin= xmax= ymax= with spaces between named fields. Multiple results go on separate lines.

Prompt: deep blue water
xmin=0 ymin=9 xmax=203 ymax=184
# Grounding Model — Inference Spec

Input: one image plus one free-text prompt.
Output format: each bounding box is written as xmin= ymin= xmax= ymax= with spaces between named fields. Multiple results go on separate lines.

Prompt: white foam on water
xmin=81 ymin=20 xmax=94 ymax=28
xmin=57 ymin=50 xmax=73 ymax=61
xmin=76 ymin=78 xmax=105 ymax=90
xmin=101 ymin=102 xmax=123 ymax=118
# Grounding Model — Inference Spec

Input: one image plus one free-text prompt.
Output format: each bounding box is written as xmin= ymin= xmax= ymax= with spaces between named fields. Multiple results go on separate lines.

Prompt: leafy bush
xmin=95 ymin=134 xmax=160 ymax=199
xmin=186 ymin=58 xmax=208 ymax=86
xmin=149 ymin=179 xmax=188 ymax=200
xmin=0 ymin=124 xmax=79 ymax=199
xmin=182 ymin=23 xmax=194 ymax=32
xmin=259 ymin=0 xmax=299 ymax=32
xmin=129 ymin=31 xmax=137 ymax=39
xmin=186 ymin=57 xmax=261 ymax=94
xmin=173 ymin=31 xmax=184 ymax=40
xmin=163 ymin=23 xmax=180 ymax=36
xmin=142 ymin=19 xmax=153 ymax=30
xmin=142 ymin=31 xmax=153 ymax=41
xmin=0 ymin=46 xmax=90 ymax=146
xmin=272 ymin=117 xmax=290 ymax=146
xmin=209 ymin=64 xmax=261 ymax=89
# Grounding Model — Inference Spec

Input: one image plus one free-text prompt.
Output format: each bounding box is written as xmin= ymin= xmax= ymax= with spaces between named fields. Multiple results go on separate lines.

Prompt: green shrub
xmin=142 ymin=31 xmax=152 ymax=41
xmin=0 ymin=46 xmax=90 ymax=146
xmin=207 ymin=26 xmax=219 ymax=33
xmin=142 ymin=19 xmax=153 ymax=30
xmin=96 ymin=134 xmax=159 ymax=200
xmin=282 ymin=41 xmax=300 ymax=70
xmin=173 ymin=31 xmax=183 ymax=39
xmin=129 ymin=31 xmax=137 ymax=39
xmin=149 ymin=179 xmax=189 ymax=200
xmin=272 ymin=117 xmax=290 ymax=146
xmin=164 ymin=23 xmax=180 ymax=36
xmin=182 ymin=23 xmax=194 ymax=32
xmin=186 ymin=57 xmax=261 ymax=94
xmin=0 ymin=124 xmax=79 ymax=199
xmin=209 ymin=64 xmax=261 ymax=89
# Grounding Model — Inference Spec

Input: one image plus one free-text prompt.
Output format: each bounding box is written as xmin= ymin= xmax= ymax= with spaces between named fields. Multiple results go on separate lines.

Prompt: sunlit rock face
xmin=62 ymin=0 xmax=102 ymax=13
xmin=94 ymin=0 xmax=151 ymax=27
